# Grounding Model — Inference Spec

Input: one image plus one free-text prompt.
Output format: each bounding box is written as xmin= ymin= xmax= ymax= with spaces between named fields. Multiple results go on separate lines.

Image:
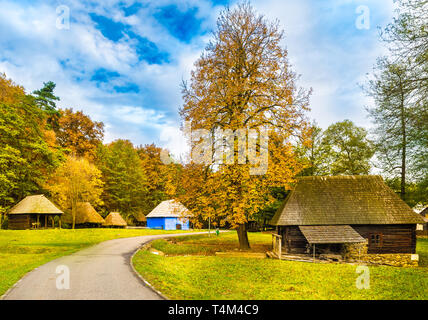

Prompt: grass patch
xmin=417 ymin=237 xmax=428 ymax=267
xmin=133 ymin=233 xmax=428 ymax=300
xmin=0 ymin=228 xmax=199 ymax=296
xmin=151 ymin=232 xmax=271 ymax=256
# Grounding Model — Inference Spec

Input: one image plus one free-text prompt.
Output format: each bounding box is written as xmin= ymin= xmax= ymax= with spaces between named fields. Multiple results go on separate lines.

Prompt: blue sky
xmin=0 ymin=0 xmax=397 ymax=157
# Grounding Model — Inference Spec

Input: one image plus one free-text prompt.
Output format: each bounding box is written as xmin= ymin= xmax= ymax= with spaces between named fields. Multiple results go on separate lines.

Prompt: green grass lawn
xmin=0 ymin=228 xmax=199 ymax=296
xmin=149 ymin=231 xmax=270 ymax=256
xmin=133 ymin=233 xmax=428 ymax=300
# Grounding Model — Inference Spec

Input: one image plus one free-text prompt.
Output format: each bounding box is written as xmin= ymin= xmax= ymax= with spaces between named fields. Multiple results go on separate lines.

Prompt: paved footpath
xmin=2 ymin=232 xmax=209 ymax=300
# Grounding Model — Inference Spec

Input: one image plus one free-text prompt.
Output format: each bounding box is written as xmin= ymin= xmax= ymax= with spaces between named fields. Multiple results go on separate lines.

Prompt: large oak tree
xmin=179 ymin=3 xmax=311 ymax=249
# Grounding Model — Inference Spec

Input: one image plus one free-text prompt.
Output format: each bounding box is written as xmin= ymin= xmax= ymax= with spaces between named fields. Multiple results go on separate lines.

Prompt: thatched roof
xmin=103 ymin=212 xmax=127 ymax=227
xmin=62 ymin=202 xmax=105 ymax=225
xmin=271 ymin=176 xmax=425 ymax=226
xmin=146 ymin=200 xmax=191 ymax=218
xmin=8 ymin=195 xmax=63 ymax=215
xmin=299 ymin=225 xmax=365 ymax=244
xmin=132 ymin=211 xmax=147 ymax=222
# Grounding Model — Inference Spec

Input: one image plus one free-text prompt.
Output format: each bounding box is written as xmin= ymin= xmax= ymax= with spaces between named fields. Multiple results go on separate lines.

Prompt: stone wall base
xmin=358 ymin=253 xmax=419 ymax=267
xmin=341 ymin=242 xmax=419 ymax=267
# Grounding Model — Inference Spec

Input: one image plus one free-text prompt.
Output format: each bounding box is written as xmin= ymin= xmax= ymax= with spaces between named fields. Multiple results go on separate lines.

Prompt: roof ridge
xmin=297 ymin=175 xmax=383 ymax=180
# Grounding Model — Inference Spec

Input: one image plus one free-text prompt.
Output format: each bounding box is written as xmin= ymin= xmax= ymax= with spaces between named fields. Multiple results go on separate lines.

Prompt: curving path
xmin=2 ymin=232 xmax=209 ymax=300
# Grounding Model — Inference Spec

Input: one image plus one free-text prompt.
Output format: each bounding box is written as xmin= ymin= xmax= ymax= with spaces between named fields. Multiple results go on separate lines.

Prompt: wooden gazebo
xmin=8 ymin=195 xmax=63 ymax=229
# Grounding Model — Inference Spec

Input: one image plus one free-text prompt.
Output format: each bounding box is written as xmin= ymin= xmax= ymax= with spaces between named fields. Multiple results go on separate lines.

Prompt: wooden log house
xmin=7 ymin=195 xmax=63 ymax=229
xmin=270 ymin=176 xmax=425 ymax=256
xmin=417 ymin=207 xmax=428 ymax=236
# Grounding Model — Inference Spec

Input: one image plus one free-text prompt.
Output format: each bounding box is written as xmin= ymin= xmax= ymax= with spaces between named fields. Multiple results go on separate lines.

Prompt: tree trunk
xmin=72 ymin=199 xmax=76 ymax=229
xmin=237 ymin=223 xmax=250 ymax=250
xmin=401 ymin=143 xmax=406 ymax=200
xmin=400 ymin=99 xmax=407 ymax=201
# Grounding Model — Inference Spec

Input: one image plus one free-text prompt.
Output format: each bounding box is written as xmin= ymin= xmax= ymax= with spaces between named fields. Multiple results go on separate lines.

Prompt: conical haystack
xmin=103 ymin=212 xmax=127 ymax=228
xmin=62 ymin=202 xmax=105 ymax=225
xmin=132 ymin=211 xmax=147 ymax=223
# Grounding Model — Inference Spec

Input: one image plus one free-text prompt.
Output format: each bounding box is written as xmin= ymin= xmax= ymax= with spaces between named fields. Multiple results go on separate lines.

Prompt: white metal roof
xmin=146 ymin=200 xmax=191 ymax=218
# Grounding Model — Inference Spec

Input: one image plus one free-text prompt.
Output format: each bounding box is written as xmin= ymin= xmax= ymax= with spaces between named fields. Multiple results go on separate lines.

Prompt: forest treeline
xmin=0 ymin=74 xmax=183 ymax=228
xmin=0 ymin=72 xmax=376 ymax=229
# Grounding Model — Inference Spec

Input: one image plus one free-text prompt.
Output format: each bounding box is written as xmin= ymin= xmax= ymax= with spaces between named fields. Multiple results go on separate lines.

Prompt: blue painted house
xmin=146 ymin=200 xmax=191 ymax=230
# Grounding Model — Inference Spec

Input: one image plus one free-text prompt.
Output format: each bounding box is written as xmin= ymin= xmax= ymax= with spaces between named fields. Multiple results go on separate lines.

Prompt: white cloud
xmin=159 ymin=125 xmax=190 ymax=161
xmin=113 ymin=106 xmax=166 ymax=125
xmin=253 ymin=0 xmax=397 ymax=130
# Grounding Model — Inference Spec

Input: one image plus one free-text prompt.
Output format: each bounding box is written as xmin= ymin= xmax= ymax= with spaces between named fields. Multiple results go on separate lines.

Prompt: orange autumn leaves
xmin=177 ymin=4 xmax=311 ymax=248
xmin=47 ymin=156 xmax=104 ymax=229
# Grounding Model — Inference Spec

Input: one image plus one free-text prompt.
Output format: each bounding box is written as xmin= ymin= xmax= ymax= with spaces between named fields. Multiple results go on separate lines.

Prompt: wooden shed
xmin=103 ymin=212 xmax=127 ymax=228
xmin=7 ymin=195 xmax=63 ymax=229
xmin=270 ymin=176 xmax=425 ymax=256
xmin=417 ymin=207 xmax=428 ymax=236
xmin=146 ymin=200 xmax=190 ymax=230
xmin=62 ymin=202 xmax=105 ymax=228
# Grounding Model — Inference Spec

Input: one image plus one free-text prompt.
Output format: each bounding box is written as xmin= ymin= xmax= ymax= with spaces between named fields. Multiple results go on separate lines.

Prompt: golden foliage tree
xmin=179 ymin=3 xmax=311 ymax=249
xmin=47 ymin=155 xmax=104 ymax=229
xmin=56 ymin=108 xmax=104 ymax=161
xmin=137 ymin=144 xmax=182 ymax=213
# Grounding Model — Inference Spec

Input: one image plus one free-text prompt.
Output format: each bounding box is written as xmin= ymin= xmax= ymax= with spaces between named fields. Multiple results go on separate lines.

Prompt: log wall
xmin=281 ymin=226 xmax=309 ymax=254
xmin=279 ymin=224 xmax=417 ymax=254
xmin=8 ymin=214 xmax=31 ymax=230
xmin=352 ymin=224 xmax=416 ymax=254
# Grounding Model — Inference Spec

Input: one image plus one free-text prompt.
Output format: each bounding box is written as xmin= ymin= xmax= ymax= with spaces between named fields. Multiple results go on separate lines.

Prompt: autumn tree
xmin=179 ymin=3 xmax=311 ymax=249
xmin=297 ymin=123 xmax=330 ymax=176
xmin=137 ymin=144 xmax=182 ymax=213
xmin=178 ymin=162 xmax=220 ymax=229
xmin=97 ymin=140 xmax=147 ymax=218
xmin=0 ymin=74 xmax=62 ymax=227
xmin=46 ymin=155 xmax=103 ymax=229
xmin=56 ymin=108 xmax=104 ymax=161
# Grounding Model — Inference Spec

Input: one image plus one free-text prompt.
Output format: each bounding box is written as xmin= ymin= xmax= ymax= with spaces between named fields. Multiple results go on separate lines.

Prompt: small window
xmin=369 ymin=233 xmax=382 ymax=247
